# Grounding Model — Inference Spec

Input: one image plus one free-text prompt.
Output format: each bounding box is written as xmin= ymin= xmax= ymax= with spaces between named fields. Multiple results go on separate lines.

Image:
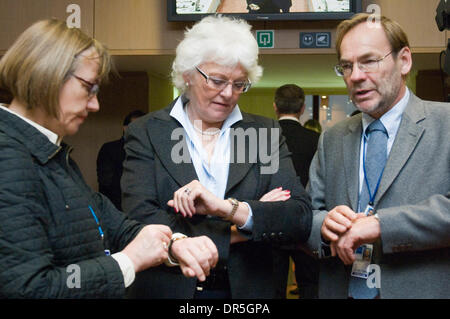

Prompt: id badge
xmin=351 ymin=244 xmax=373 ymax=279
xmin=363 ymin=204 xmax=375 ymax=216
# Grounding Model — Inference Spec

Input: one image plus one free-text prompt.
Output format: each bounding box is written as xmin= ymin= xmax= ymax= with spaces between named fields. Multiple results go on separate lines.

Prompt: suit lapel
xmin=147 ymin=106 xmax=198 ymax=188
xmin=225 ymin=114 xmax=257 ymax=195
xmin=343 ymin=118 xmax=362 ymax=210
xmin=148 ymin=106 xmax=258 ymax=193
xmin=376 ymin=95 xmax=425 ymax=203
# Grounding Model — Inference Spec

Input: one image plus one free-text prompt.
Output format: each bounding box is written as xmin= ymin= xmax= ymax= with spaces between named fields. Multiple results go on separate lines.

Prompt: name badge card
xmin=351 ymin=244 xmax=373 ymax=279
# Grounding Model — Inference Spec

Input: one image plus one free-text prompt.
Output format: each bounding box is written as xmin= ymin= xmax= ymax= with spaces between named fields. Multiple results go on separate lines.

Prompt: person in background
xmin=0 ymin=19 xmax=218 ymax=298
xmin=121 ymin=15 xmax=312 ymax=299
xmin=306 ymin=13 xmax=450 ymax=299
xmin=97 ymin=110 xmax=146 ymax=210
xmin=303 ymin=119 xmax=322 ymax=134
xmin=272 ymin=84 xmax=320 ymax=298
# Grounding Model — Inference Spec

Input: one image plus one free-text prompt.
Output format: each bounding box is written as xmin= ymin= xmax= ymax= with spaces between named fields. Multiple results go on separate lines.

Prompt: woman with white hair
xmin=122 ymin=15 xmax=312 ymax=299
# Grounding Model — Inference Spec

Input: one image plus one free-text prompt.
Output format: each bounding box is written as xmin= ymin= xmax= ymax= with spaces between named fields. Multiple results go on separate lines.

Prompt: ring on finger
xmin=184 ymin=188 xmax=191 ymax=196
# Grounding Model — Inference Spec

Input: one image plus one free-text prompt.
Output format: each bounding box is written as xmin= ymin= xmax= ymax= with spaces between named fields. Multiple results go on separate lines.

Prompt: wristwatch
xmin=224 ymin=197 xmax=239 ymax=221
xmin=166 ymin=232 xmax=187 ymax=266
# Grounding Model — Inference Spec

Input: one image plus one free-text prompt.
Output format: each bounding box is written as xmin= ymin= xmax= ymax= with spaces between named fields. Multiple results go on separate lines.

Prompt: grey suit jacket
xmin=121 ymin=100 xmax=312 ymax=298
xmin=306 ymin=93 xmax=450 ymax=299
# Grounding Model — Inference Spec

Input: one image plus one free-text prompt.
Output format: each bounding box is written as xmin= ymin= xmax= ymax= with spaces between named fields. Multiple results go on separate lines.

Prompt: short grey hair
xmin=171 ymin=15 xmax=263 ymax=93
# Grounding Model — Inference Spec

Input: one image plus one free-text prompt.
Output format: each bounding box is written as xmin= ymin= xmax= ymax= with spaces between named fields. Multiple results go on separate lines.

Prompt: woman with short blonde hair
xmin=0 ymin=19 xmax=110 ymax=118
xmin=0 ymin=19 xmax=218 ymax=298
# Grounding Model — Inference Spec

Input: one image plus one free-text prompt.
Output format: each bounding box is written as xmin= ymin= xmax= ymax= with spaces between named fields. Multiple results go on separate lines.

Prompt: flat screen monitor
xmin=167 ymin=0 xmax=362 ymax=22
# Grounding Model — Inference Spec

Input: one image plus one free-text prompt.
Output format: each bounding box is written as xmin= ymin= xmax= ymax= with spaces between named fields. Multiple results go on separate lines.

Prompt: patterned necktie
xmin=349 ymin=119 xmax=387 ymax=299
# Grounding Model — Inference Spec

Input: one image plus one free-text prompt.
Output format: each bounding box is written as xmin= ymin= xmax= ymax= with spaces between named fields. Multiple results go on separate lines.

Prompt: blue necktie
xmin=349 ymin=119 xmax=387 ymax=299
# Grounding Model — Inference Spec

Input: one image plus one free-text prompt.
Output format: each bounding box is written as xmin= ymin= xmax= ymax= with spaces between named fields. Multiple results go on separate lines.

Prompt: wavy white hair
xmin=171 ymin=15 xmax=263 ymax=93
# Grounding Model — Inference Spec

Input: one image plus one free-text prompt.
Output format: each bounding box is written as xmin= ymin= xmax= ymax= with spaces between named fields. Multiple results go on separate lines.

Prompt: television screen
xmin=168 ymin=0 xmax=362 ymax=21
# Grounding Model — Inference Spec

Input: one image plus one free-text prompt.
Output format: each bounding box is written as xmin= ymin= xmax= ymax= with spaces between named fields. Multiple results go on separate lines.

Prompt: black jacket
xmin=0 ymin=108 xmax=143 ymax=298
xmin=278 ymin=119 xmax=319 ymax=187
xmin=121 ymin=101 xmax=312 ymax=298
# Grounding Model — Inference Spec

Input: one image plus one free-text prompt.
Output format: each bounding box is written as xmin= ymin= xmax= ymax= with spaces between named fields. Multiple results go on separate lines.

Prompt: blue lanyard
xmin=89 ymin=205 xmax=104 ymax=238
xmin=89 ymin=205 xmax=110 ymax=256
xmin=362 ymin=137 xmax=385 ymax=206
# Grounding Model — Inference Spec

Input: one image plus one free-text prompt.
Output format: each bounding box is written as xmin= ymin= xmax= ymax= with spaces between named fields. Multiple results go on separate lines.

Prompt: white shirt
xmin=357 ymin=88 xmax=410 ymax=211
xmin=278 ymin=115 xmax=301 ymax=123
xmin=0 ymin=104 xmax=60 ymax=145
xmin=0 ymin=104 xmax=135 ymax=288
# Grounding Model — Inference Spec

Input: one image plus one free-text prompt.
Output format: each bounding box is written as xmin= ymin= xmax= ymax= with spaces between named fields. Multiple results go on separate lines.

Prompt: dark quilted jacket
xmin=0 ymin=108 xmax=144 ymax=298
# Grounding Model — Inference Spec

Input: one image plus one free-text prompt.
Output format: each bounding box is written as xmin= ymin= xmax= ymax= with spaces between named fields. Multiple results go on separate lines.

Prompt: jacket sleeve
xmin=242 ymin=120 xmax=312 ymax=244
xmin=92 ymin=191 xmax=145 ymax=253
xmin=378 ymin=192 xmax=450 ymax=254
xmin=0 ymin=140 xmax=126 ymax=298
xmin=305 ymin=132 xmax=332 ymax=258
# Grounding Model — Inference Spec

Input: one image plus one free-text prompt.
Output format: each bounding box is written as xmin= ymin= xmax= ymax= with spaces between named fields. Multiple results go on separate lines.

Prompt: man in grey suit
xmin=306 ymin=13 xmax=450 ymax=298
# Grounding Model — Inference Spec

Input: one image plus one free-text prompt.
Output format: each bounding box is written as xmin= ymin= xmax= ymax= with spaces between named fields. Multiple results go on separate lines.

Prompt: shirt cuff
xmin=112 ymin=252 xmax=136 ymax=288
xmin=238 ymin=202 xmax=253 ymax=232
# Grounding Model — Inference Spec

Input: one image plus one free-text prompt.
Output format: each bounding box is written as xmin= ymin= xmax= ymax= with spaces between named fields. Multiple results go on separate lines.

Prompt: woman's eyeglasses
xmin=72 ymin=74 xmax=100 ymax=98
xmin=195 ymin=67 xmax=251 ymax=93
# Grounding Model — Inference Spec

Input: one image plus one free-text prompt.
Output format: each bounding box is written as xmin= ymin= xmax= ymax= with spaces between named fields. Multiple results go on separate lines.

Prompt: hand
xmin=259 ymin=187 xmax=291 ymax=202
xmin=333 ymin=215 xmax=381 ymax=265
xmin=170 ymin=236 xmax=218 ymax=282
xmin=321 ymin=205 xmax=358 ymax=243
xmin=121 ymin=225 xmax=172 ymax=273
xmin=167 ymin=180 xmax=223 ymax=218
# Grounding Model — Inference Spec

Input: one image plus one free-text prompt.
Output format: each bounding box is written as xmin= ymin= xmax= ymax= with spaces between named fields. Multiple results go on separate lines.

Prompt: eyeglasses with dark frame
xmin=195 ymin=67 xmax=252 ymax=93
xmin=334 ymin=51 xmax=394 ymax=77
xmin=72 ymin=74 xmax=100 ymax=98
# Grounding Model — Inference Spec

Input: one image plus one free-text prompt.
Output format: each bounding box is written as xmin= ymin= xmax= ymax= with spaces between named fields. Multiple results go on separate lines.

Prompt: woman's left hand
xmin=167 ymin=180 xmax=226 ymax=218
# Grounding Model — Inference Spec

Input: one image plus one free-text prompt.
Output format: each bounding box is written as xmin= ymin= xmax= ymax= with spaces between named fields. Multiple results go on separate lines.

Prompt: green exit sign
xmin=256 ymin=30 xmax=274 ymax=48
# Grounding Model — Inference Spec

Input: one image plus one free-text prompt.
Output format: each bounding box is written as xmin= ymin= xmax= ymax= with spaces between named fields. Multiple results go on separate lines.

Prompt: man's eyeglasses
xmin=72 ymin=74 xmax=100 ymax=98
xmin=196 ymin=67 xmax=251 ymax=93
xmin=334 ymin=51 xmax=394 ymax=77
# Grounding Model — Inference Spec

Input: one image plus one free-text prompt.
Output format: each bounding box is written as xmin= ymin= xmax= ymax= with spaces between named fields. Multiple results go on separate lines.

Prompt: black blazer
xmin=121 ymin=100 xmax=312 ymax=298
xmin=278 ymin=119 xmax=319 ymax=187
